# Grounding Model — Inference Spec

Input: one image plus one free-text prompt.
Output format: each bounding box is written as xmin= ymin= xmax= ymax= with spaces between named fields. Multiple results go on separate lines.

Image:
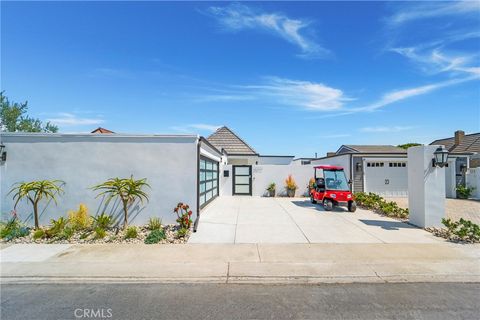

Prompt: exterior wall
xmin=220 ymin=164 xmax=316 ymax=197
xmin=352 ymin=156 xmax=363 ymax=193
xmin=0 ymin=133 xmax=198 ymax=225
xmin=445 ymin=158 xmax=457 ymax=198
xmin=466 ymin=168 xmax=480 ymax=199
xmin=227 ymin=155 xmax=258 ymax=165
xmin=257 ymin=156 xmax=294 ymax=165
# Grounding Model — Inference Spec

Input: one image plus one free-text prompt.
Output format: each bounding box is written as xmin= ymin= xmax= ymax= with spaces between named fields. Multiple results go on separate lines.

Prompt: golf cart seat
xmin=326 ymin=178 xmax=335 ymax=189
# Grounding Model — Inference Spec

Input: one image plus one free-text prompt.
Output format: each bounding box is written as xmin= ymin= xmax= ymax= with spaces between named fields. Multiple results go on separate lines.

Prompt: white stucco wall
xmin=219 ymin=164 xmax=316 ymax=197
xmin=0 ymin=133 xmax=198 ymax=226
xmin=257 ymin=156 xmax=294 ymax=165
xmin=408 ymin=145 xmax=445 ymax=228
xmin=466 ymin=168 xmax=480 ymax=199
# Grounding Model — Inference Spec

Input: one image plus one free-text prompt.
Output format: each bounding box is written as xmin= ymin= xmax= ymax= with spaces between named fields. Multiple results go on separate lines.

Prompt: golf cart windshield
xmin=324 ymin=170 xmax=349 ymax=191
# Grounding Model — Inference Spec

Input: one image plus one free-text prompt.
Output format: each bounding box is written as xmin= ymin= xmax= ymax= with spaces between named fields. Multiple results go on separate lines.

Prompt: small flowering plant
xmin=174 ymin=203 xmax=193 ymax=229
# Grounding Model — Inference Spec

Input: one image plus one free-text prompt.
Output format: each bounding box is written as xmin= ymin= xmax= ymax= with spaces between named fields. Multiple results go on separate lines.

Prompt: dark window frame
xmin=199 ymin=155 xmax=219 ymax=208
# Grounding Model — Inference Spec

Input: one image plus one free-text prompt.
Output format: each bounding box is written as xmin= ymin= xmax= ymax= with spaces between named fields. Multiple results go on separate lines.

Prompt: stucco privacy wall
xmin=220 ymin=164 xmax=316 ymax=197
xmin=466 ymin=168 xmax=480 ymax=199
xmin=0 ymin=133 xmax=198 ymax=225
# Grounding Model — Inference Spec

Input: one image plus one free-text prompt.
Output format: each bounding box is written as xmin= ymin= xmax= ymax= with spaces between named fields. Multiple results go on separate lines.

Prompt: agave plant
xmin=92 ymin=176 xmax=150 ymax=229
xmin=8 ymin=180 xmax=65 ymax=229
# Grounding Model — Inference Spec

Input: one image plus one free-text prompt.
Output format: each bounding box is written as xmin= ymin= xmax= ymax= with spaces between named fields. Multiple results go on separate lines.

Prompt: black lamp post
xmin=432 ymin=146 xmax=449 ymax=168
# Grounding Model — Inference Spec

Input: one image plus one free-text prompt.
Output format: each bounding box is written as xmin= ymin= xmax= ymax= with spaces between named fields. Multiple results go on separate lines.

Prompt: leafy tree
xmin=0 ymin=91 xmax=58 ymax=133
xmin=9 ymin=180 xmax=65 ymax=229
xmin=397 ymin=143 xmax=422 ymax=150
xmin=92 ymin=176 xmax=150 ymax=229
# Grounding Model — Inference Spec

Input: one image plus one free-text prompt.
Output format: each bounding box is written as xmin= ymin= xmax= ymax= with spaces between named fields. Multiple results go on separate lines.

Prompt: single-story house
xmin=309 ymin=130 xmax=479 ymax=198
xmin=1 ymin=127 xmax=477 ymax=228
xmin=0 ymin=126 xmax=314 ymax=228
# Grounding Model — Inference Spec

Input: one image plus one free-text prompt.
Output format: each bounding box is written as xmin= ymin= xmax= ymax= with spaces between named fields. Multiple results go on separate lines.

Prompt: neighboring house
xmin=430 ymin=130 xmax=479 ymax=197
xmin=311 ymin=145 xmax=408 ymax=196
xmin=91 ymin=127 xmax=115 ymax=134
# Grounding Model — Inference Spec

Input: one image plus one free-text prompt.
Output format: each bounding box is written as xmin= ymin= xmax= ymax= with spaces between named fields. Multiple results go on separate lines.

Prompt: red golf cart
xmin=310 ymin=165 xmax=356 ymax=212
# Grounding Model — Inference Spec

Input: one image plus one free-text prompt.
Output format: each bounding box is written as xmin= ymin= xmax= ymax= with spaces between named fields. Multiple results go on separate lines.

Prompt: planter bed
xmin=0 ymin=224 xmax=191 ymax=245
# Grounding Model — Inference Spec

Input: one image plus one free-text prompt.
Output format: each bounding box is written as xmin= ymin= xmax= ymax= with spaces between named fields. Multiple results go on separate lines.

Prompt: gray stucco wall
xmin=0 ymin=133 xmax=198 ymax=226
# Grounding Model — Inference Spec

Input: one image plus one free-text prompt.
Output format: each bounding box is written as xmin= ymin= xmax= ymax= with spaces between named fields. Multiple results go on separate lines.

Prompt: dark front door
xmin=233 ymin=165 xmax=252 ymax=195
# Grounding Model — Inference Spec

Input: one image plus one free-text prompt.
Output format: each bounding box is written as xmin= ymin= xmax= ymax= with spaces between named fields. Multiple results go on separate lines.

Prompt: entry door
xmin=233 ymin=165 xmax=252 ymax=195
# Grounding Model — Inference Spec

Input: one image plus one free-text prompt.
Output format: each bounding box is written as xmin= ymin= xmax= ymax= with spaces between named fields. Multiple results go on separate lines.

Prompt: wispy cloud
xmin=388 ymin=1 xmax=480 ymax=26
xmin=360 ymin=126 xmax=413 ymax=133
xmin=171 ymin=124 xmax=222 ymax=134
xmin=47 ymin=113 xmax=105 ymax=126
xmin=207 ymin=3 xmax=329 ymax=58
xmin=356 ymin=76 xmax=478 ymax=112
xmin=242 ymin=77 xmax=349 ymax=111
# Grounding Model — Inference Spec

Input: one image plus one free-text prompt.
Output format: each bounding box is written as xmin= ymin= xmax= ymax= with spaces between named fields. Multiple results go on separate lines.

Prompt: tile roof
xmin=91 ymin=127 xmax=115 ymax=134
xmin=339 ymin=145 xmax=407 ymax=154
xmin=430 ymin=132 xmax=480 ymax=154
xmin=207 ymin=126 xmax=257 ymax=155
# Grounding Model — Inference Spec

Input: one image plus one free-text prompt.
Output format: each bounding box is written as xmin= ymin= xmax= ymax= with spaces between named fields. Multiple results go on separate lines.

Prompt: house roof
xmin=430 ymin=132 xmax=480 ymax=154
xmin=91 ymin=127 xmax=115 ymax=134
xmin=207 ymin=126 xmax=258 ymax=155
xmin=337 ymin=145 xmax=406 ymax=154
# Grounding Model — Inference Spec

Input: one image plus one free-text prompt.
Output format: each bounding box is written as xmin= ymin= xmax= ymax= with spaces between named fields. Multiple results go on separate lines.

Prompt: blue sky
xmin=1 ymin=1 xmax=479 ymax=157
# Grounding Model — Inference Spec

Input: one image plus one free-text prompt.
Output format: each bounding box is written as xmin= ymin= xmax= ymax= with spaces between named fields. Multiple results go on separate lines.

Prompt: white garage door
xmin=364 ymin=161 xmax=408 ymax=197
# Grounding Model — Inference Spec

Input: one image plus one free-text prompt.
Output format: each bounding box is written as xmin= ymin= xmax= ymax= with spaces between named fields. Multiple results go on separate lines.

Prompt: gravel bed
xmin=425 ymin=227 xmax=479 ymax=244
xmin=0 ymin=224 xmax=191 ymax=244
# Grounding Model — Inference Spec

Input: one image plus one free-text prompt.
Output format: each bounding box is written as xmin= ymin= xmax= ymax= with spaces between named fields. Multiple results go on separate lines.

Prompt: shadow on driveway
xmin=291 ymin=200 xmax=349 ymax=212
xmin=359 ymin=219 xmax=418 ymax=231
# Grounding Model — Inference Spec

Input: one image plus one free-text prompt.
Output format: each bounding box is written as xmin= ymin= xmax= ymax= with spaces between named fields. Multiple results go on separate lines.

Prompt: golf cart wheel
xmin=324 ymin=199 xmax=333 ymax=211
xmin=310 ymin=195 xmax=317 ymax=204
xmin=348 ymin=201 xmax=357 ymax=212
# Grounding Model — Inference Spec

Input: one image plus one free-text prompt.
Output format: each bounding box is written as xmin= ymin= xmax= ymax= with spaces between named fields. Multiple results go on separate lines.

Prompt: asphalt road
xmin=1 ymin=283 xmax=479 ymax=320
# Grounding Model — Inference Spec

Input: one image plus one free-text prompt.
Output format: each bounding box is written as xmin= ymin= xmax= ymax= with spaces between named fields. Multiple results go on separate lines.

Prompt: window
xmin=367 ymin=162 xmax=385 ymax=167
xmin=199 ymin=157 xmax=219 ymax=208
xmin=389 ymin=162 xmax=407 ymax=168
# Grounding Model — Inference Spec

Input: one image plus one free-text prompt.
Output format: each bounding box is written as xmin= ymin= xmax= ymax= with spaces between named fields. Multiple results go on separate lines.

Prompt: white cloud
xmin=47 ymin=113 xmax=104 ymax=126
xmin=243 ymin=77 xmax=348 ymax=111
xmin=171 ymin=124 xmax=221 ymax=134
xmin=389 ymin=1 xmax=480 ymax=26
xmin=207 ymin=3 xmax=328 ymax=58
xmin=357 ymin=76 xmax=479 ymax=112
xmin=360 ymin=126 xmax=413 ymax=133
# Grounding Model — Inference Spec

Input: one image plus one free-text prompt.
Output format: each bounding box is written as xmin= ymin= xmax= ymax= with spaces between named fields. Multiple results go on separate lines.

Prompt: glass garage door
xmin=199 ymin=156 xmax=219 ymax=208
xmin=233 ymin=165 xmax=252 ymax=195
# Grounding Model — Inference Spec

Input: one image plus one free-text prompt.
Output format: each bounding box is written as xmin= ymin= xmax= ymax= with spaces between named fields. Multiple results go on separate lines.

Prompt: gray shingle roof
xmin=338 ymin=145 xmax=407 ymax=154
xmin=430 ymin=133 xmax=480 ymax=154
xmin=207 ymin=126 xmax=257 ymax=155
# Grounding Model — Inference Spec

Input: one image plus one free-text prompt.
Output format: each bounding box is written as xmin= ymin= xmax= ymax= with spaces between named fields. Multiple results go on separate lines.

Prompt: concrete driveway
xmin=188 ymin=197 xmax=442 ymax=244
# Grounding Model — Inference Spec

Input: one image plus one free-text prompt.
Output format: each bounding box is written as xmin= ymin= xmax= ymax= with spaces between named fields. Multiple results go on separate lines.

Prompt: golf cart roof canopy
xmin=314 ymin=165 xmax=344 ymax=170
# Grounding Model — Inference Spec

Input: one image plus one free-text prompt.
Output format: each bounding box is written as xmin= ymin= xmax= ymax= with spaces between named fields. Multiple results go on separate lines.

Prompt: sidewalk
xmin=1 ymin=243 xmax=479 ymax=284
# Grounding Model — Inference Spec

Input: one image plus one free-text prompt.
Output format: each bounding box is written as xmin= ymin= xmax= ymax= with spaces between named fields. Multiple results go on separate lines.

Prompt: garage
xmin=199 ymin=156 xmax=219 ymax=208
xmin=364 ymin=159 xmax=408 ymax=196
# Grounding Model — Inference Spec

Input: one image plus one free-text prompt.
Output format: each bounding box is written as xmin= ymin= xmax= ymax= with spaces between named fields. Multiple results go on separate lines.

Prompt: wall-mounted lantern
xmin=432 ymin=146 xmax=449 ymax=168
xmin=0 ymin=143 xmax=6 ymax=162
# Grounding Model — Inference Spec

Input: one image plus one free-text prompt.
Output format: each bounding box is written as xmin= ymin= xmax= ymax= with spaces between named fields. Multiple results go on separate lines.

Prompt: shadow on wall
xmin=94 ymin=196 xmax=147 ymax=227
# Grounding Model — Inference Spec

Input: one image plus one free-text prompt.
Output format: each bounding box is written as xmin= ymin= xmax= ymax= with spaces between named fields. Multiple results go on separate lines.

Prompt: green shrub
xmin=93 ymin=213 xmax=113 ymax=230
xmin=124 ymin=226 xmax=138 ymax=239
xmin=442 ymin=218 xmax=480 ymax=242
xmin=177 ymin=227 xmax=189 ymax=238
xmin=144 ymin=229 xmax=166 ymax=244
xmin=456 ymin=185 xmax=475 ymax=199
xmin=148 ymin=217 xmax=162 ymax=231
xmin=354 ymin=192 xmax=408 ymax=219
xmin=68 ymin=204 xmax=93 ymax=231
xmin=60 ymin=226 xmax=74 ymax=240
xmin=0 ymin=216 xmax=29 ymax=241
xmin=45 ymin=217 xmax=67 ymax=238
xmin=94 ymin=227 xmax=106 ymax=239
xmin=33 ymin=229 xmax=46 ymax=240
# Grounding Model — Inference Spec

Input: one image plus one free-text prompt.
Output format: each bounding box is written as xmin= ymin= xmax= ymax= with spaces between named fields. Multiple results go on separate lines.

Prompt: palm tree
xmin=92 ymin=176 xmax=150 ymax=229
xmin=9 ymin=180 xmax=65 ymax=229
